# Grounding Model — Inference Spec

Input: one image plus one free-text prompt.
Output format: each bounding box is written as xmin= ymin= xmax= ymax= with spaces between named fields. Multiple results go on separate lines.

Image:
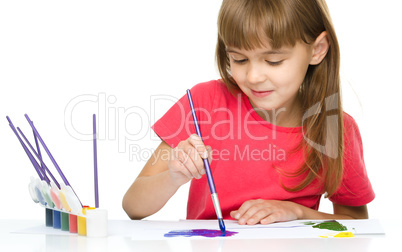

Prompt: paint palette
xmin=7 ymin=114 xmax=105 ymax=237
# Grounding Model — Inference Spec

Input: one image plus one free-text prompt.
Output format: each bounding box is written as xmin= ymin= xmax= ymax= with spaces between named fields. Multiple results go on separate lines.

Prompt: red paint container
xmin=69 ymin=214 xmax=78 ymax=233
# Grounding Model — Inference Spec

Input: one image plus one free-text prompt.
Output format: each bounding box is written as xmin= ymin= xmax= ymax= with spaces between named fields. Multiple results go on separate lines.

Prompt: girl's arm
xmin=230 ymin=200 xmax=369 ymax=225
xmin=122 ymin=141 xmax=179 ymax=219
xmin=122 ymin=136 xmax=209 ymax=220
xmin=302 ymin=203 xmax=368 ymax=219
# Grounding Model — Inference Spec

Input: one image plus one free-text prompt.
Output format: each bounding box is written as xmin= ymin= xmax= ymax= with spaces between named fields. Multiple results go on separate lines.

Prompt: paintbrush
xmin=186 ymin=89 xmax=226 ymax=233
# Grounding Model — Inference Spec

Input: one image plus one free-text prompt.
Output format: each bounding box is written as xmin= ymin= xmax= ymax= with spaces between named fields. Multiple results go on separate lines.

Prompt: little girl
xmin=123 ymin=0 xmax=374 ymax=225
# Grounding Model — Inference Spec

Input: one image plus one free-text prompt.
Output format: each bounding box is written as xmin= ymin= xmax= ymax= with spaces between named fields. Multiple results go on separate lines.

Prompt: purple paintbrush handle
xmin=32 ymin=123 xmax=44 ymax=170
xmin=6 ymin=116 xmax=44 ymax=180
xmin=186 ymin=90 xmax=217 ymax=194
xmin=24 ymin=114 xmax=82 ymax=207
xmin=24 ymin=114 xmax=70 ymax=186
xmin=17 ymin=127 xmax=60 ymax=188
xmin=93 ymin=114 xmax=99 ymax=208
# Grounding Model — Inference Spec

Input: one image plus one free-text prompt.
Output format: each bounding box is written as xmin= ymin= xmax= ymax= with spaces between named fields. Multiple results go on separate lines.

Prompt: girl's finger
xmin=206 ymin=145 xmax=213 ymax=164
xmin=178 ymin=148 xmax=203 ymax=179
xmin=235 ymin=200 xmax=262 ymax=225
xmin=235 ymin=199 xmax=268 ymax=225
xmin=172 ymin=159 xmax=193 ymax=180
xmin=247 ymin=208 xmax=273 ymax=225
xmin=260 ymin=212 xmax=280 ymax=225
xmin=186 ymin=135 xmax=207 ymax=175
xmin=230 ymin=210 xmax=240 ymax=219
xmin=235 ymin=199 xmax=262 ymax=216
xmin=238 ymin=207 xmax=261 ymax=225
xmin=188 ymin=134 xmax=209 ymax=159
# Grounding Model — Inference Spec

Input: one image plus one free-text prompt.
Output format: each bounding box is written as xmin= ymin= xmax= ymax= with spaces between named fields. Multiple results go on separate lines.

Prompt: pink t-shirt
xmin=152 ymin=80 xmax=375 ymax=219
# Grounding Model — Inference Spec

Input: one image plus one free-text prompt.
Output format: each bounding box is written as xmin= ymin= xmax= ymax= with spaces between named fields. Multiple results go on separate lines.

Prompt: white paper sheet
xmin=129 ymin=219 xmax=385 ymax=240
xmin=13 ymin=219 xmax=385 ymax=240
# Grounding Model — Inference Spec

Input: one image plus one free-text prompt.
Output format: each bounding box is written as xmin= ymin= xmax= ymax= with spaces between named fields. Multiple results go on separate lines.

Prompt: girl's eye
xmin=233 ymin=59 xmax=247 ymax=64
xmin=229 ymin=54 xmax=248 ymax=64
xmin=266 ymin=60 xmax=283 ymax=66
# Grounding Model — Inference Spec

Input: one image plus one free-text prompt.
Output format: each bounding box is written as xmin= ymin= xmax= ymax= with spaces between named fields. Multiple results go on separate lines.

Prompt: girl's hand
xmin=230 ymin=199 xmax=303 ymax=225
xmin=168 ymin=134 xmax=212 ymax=187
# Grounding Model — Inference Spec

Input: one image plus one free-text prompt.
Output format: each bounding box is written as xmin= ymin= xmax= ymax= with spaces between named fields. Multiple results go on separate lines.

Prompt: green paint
xmin=61 ymin=212 xmax=70 ymax=231
xmin=302 ymin=221 xmax=316 ymax=226
xmin=312 ymin=221 xmax=347 ymax=231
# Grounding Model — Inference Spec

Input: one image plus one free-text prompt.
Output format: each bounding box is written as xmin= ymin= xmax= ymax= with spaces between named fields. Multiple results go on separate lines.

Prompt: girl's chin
xmin=249 ymin=99 xmax=279 ymax=111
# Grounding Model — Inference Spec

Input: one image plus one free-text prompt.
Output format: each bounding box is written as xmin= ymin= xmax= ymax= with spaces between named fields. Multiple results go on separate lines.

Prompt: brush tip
xmin=219 ymin=218 xmax=226 ymax=233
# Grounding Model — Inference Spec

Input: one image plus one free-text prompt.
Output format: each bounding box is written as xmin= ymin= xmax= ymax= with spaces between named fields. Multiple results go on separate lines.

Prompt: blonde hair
xmin=216 ymin=0 xmax=344 ymax=197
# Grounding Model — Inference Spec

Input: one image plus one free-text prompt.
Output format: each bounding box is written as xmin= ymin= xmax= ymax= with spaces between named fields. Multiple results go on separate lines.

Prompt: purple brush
xmin=24 ymin=114 xmax=70 ymax=185
xmin=32 ymin=122 xmax=44 ymax=171
xmin=24 ymin=114 xmax=82 ymax=206
xmin=93 ymin=114 xmax=99 ymax=208
xmin=186 ymin=90 xmax=226 ymax=234
xmin=17 ymin=127 xmax=61 ymax=188
xmin=17 ymin=127 xmax=50 ymax=184
xmin=7 ymin=116 xmax=45 ymax=180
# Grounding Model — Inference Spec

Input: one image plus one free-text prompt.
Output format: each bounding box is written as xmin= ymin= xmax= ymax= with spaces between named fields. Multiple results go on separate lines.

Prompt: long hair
xmin=216 ymin=0 xmax=344 ymax=197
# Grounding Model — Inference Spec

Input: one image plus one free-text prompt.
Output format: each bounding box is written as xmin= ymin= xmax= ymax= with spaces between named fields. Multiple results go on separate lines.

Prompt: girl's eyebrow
xmin=225 ymin=47 xmax=289 ymax=55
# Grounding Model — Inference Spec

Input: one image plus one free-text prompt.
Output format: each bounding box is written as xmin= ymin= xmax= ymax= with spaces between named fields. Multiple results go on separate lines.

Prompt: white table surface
xmin=0 ymin=219 xmax=400 ymax=252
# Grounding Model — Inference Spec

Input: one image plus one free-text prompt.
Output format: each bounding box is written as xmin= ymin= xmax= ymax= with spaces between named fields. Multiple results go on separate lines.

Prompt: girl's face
xmin=227 ymin=41 xmax=314 ymax=114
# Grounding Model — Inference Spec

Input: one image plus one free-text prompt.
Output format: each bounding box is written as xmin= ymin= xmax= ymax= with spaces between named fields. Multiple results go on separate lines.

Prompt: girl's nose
xmin=247 ymin=63 xmax=267 ymax=85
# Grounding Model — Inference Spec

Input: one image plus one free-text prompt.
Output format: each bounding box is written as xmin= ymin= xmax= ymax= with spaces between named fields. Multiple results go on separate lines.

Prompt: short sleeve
xmin=329 ymin=113 xmax=375 ymax=206
xmin=151 ymin=80 xmax=218 ymax=148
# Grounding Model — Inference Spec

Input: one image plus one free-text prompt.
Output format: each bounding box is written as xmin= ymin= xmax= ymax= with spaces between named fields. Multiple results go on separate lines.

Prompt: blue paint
xmin=219 ymin=219 xmax=226 ymax=233
xmin=164 ymin=229 xmax=238 ymax=238
xmin=53 ymin=210 xmax=61 ymax=229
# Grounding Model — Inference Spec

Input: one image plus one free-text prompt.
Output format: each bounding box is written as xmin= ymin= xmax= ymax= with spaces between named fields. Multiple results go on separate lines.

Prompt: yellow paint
xmin=77 ymin=215 xmax=86 ymax=236
xmin=318 ymin=232 xmax=355 ymax=238
xmin=319 ymin=232 xmax=355 ymax=238
xmin=77 ymin=207 xmax=96 ymax=236
xmin=82 ymin=207 xmax=96 ymax=215
xmin=334 ymin=232 xmax=355 ymax=238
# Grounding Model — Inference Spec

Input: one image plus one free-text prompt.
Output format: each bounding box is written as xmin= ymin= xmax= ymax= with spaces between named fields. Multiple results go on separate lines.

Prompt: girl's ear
xmin=310 ymin=31 xmax=330 ymax=65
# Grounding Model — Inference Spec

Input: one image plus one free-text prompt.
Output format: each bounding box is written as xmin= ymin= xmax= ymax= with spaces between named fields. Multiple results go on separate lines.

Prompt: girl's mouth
xmin=251 ymin=89 xmax=273 ymax=98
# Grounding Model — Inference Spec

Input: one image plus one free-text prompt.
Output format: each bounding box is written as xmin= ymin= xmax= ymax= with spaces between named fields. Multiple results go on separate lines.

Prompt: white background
xmin=0 ymin=0 xmax=401 ymax=221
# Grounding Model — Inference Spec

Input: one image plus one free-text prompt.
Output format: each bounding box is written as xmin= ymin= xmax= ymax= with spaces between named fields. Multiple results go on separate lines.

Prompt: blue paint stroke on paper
xmin=164 ymin=229 xmax=238 ymax=238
